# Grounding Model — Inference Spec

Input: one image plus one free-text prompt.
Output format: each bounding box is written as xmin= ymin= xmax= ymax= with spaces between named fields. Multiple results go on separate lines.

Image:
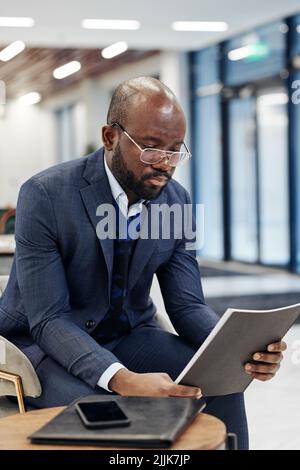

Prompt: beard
xmin=111 ymin=144 xmax=172 ymax=200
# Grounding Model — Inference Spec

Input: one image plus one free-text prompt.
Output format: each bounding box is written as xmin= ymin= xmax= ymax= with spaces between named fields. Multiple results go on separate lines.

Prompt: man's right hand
xmin=108 ymin=368 xmax=202 ymax=398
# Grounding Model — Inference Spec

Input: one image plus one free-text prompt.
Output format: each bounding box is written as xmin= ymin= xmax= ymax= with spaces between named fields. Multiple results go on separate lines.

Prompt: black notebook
xmin=176 ymin=303 xmax=300 ymax=396
xmin=29 ymin=395 xmax=206 ymax=448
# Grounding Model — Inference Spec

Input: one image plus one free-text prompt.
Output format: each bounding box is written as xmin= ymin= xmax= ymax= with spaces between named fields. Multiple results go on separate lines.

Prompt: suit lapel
xmin=80 ymin=149 xmax=114 ymax=294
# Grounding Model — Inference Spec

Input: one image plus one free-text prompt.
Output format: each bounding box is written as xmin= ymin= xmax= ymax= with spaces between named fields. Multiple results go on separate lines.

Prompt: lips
xmin=148 ymin=176 xmax=168 ymax=185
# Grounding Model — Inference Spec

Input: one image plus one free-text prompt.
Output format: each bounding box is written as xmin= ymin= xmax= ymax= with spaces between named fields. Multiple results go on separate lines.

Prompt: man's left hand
xmin=244 ymin=341 xmax=287 ymax=381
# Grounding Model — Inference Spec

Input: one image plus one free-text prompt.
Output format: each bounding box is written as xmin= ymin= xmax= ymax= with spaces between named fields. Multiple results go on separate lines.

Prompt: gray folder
xmin=176 ymin=303 xmax=300 ymax=396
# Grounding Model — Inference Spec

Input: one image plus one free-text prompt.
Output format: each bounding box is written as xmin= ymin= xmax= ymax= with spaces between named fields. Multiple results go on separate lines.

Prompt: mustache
xmin=142 ymin=170 xmax=172 ymax=181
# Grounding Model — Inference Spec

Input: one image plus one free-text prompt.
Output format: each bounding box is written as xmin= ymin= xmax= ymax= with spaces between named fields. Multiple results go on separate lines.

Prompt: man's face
xmin=104 ymin=95 xmax=186 ymax=200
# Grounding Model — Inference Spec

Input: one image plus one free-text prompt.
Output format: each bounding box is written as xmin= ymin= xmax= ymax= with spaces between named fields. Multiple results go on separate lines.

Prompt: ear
xmin=102 ymin=125 xmax=118 ymax=151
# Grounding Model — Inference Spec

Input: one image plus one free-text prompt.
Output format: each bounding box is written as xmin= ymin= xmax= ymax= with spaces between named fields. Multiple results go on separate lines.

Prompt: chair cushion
xmin=0 ymin=274 xmax=41 ymax=398
xmin=0 ymin=336 xmax=42 ymax=397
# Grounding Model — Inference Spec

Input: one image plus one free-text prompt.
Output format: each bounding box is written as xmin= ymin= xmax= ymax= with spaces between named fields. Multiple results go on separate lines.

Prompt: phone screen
xmin=76 ymin=401 xmax=129 ymax=424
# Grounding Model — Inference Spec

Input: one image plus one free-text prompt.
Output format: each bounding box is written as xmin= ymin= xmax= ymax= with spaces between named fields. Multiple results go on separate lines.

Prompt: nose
xmin=151 ymin=156 xmax=173 ymax=172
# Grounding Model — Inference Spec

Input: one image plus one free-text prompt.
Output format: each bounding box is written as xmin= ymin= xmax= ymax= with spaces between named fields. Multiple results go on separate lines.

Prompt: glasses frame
xmin=111 ymin=122 xmax=192 ymax=167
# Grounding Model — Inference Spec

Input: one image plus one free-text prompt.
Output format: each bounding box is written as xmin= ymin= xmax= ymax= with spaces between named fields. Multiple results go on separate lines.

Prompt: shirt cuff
xmin=97 ymin=363 xmax=126 ymax=392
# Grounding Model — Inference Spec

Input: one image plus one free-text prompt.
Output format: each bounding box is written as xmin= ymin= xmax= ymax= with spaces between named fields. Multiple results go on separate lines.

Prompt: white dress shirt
xmin=97 ymin=156 xmax=145 ymax=391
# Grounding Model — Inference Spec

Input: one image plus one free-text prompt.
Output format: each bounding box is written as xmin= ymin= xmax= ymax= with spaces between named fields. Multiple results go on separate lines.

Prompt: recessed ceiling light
xmin=0 ymin=17 xmax=35 ymax=27
xmin=101 ymin=41 xmax=128 ymax=59
xmin=0 ymin=41 xmax=25 ymax=61
xmin=82 ymin=19 xmax=140 ymax=30
xmin=172 ymin=21 xmax=228 ymax=32
xmin=19 ymin=92 xmax=41 ymax=105
xmin=53 ymin=61 xmax=81 ymax=79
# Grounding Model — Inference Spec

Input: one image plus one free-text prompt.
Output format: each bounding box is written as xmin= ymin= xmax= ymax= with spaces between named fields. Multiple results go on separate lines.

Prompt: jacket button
xmin=85 ymin=320 xmax=96 ymax=329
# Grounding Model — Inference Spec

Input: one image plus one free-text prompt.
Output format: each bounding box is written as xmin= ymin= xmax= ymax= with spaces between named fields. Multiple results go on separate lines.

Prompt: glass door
xmin=228 ymin=86 xmax=290 ymax=266
xmin=256 ymin=88 xmax=289 ymax=266
xmin=194 ymin=94 xmax=223 ymax=259
xmin=229 ymin=96 xmax=258 ymax=262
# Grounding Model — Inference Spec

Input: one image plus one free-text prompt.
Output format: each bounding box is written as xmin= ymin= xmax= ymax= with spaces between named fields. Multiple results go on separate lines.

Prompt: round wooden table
xmin=0 ymin=407 xmax=226 ymax=450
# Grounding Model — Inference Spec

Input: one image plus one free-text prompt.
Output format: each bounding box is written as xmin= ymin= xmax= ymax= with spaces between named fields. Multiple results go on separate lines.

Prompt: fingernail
xmin=253 ymin=353 xmax=261 ymax=360
xmin=245 ymin=364 xmax=252 ymax=372
xmin=268 ymin=345 xmax=274 ymax=351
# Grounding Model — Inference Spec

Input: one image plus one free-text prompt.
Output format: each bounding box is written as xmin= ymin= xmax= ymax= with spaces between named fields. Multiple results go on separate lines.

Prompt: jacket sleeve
xmin=156 ymin=191 xmax=219 ymax=347
xmin=15 ymin=177 xmax=122 ymax=388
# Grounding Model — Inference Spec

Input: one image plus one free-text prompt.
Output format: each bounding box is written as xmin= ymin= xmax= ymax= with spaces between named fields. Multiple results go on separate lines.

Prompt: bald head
xmin=102 ymin=76 xmax=187 ymax=203
xmin=106 ymin=76 xmax=184 ymax=127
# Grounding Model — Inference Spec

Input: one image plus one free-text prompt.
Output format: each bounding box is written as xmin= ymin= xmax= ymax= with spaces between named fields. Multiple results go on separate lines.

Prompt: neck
xmin=127 ymin=191 xmax=139 ymax=206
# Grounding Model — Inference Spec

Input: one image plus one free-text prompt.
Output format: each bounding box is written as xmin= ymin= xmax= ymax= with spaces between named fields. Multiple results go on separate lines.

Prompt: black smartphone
xmin=75 ymin=400 xmax=131 ymax=429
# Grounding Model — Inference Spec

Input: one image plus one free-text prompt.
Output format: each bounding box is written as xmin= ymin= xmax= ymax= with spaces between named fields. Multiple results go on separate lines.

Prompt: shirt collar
xmin=104 ymin=154 xmax=124 ymax=202
xmin=104 ymin=154 xmax=146 ymax=218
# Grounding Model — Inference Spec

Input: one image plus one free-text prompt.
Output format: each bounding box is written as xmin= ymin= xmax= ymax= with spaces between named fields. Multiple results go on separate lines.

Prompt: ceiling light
xmin=101 ymin=41 xmax=128 ymax=59
xmin=0 ymin=41 xmax=25 ymax=61
xmin=172 ymin=21 xmax=228 ymax=32
xmin=82 ymin=19 xmax=140 ymax=30
xmin=19 ymin=92 xmax=41 ymax=105
xmin=297 ymin=25 xmax=300 ymax=34
xmin=53 ymin=61 xmax=81 ymax=79
xmin=0 ymin=17 xmax=34 ymax=27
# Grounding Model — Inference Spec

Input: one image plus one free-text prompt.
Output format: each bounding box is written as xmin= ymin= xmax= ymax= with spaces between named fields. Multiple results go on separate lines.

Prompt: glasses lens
xmin=141 ymin=149 xmax=191 ymax=166
xmin=140 ymin=149 xmax=162 ymax=164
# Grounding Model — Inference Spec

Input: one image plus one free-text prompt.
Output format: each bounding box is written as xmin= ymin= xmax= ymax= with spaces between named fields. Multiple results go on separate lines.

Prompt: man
xmin=0 ymin=77 xmax=286 ymax=449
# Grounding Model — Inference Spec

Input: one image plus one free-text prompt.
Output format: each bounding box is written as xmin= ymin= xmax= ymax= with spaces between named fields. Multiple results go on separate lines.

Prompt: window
xmin=190 ymin=47 xmax=223 ymax=259
xmin=257 ymin=89 xmax=289 ymax=265
xmin=56 ymin=102 xmax=86 ymax=162
xmin=229 ymin=97 xmax=258 ymax=262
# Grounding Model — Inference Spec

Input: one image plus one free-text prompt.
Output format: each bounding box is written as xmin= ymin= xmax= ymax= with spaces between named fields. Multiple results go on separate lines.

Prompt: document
xmin=176 ymin=303 xmax=300 ymax=396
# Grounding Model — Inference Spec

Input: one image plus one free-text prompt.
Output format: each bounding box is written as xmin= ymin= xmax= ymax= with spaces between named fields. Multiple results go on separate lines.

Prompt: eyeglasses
xmin=111 ymin=122 xmax=191 ymax=167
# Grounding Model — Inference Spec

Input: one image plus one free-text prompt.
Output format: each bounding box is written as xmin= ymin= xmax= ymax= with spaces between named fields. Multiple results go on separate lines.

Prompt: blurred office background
xmin=0 ymin=0 xmax=300 ymax=449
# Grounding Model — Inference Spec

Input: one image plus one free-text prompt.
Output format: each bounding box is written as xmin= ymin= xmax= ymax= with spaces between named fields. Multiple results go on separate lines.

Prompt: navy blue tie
xmin=92 ymin=202 xmax=141 ymax=343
